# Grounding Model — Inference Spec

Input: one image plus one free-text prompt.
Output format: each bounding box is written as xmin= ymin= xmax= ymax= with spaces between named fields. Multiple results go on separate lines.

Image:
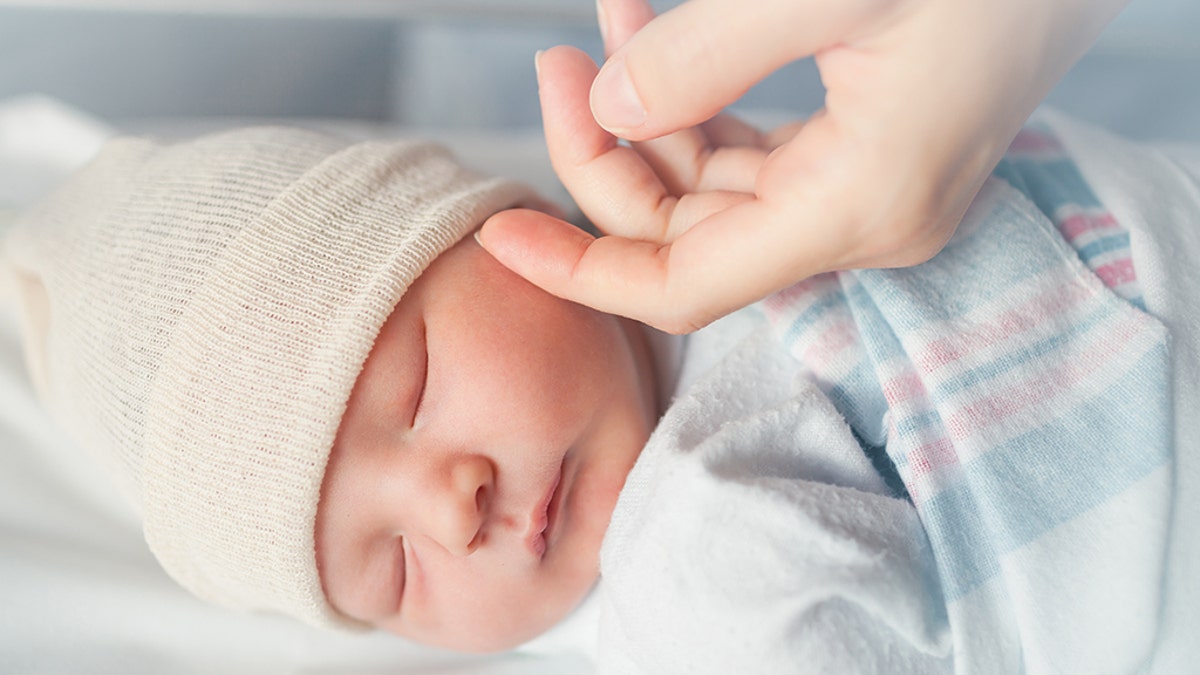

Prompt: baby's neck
xmin=619 ymin=319 xmax=677 ymax=424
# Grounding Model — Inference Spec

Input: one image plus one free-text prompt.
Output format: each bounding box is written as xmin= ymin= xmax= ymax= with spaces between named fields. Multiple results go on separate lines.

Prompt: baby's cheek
xmin=532 ymin=349 xmax=623 ymax=436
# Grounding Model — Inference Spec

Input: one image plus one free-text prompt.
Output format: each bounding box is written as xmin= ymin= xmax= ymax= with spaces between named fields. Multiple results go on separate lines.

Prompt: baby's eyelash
xmin=393 ymin=536 xmax=407 ymax=612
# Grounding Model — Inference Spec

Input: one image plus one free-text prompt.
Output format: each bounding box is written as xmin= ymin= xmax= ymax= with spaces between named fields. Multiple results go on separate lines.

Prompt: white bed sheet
xmin=0 ymin=96 xmax=591 ymax=675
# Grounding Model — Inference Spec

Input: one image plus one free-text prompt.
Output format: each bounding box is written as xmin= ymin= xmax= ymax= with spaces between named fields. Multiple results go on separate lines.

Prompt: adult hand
xmin=479 ymin=0 xmax=1128 ymax=333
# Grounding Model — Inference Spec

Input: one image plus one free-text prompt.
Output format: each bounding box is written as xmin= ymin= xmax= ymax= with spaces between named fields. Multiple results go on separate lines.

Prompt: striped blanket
xmin=761 ymin=127 xmax=1172 ymax=673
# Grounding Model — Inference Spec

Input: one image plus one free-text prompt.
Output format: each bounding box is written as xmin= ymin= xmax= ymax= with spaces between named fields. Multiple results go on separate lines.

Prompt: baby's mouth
xmin=526 ymin=464 xmax=563 ymax=559
xmin=544 ymin=461 xmax=566 ymax=545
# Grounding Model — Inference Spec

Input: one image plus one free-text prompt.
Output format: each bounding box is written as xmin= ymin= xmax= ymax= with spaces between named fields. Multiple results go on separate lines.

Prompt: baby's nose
xmin=426 ymin=454 xmax=494 ymax=556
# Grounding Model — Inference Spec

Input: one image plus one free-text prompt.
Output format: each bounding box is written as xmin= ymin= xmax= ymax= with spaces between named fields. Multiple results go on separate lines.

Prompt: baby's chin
xmin=385 ymin=605 xmax=578 ymax=654
xmin=383 ymin=574 xmax=600 ymax=654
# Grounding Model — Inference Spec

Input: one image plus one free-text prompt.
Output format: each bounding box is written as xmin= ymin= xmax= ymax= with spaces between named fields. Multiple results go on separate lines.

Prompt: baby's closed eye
xmin=389 ymin=536 xmax=407 ymax=615
xmin=409 ymin=322 xmax=429 ymax=428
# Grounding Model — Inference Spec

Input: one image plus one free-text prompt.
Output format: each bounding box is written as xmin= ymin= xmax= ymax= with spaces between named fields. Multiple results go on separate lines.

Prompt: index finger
xmin=539 ymin=45 xmax=678 ymax=241
xmin=541 ymin=45 xmax=763 ymax=238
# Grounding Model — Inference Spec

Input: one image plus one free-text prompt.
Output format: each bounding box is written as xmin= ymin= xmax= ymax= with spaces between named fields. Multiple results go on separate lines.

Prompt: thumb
xmin=590 ymin=0 xmax=868 ymax=141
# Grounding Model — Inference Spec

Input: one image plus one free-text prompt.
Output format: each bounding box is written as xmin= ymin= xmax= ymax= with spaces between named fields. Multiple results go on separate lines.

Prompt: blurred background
xmin=0 ymin=0 xmax=1197 ymax=139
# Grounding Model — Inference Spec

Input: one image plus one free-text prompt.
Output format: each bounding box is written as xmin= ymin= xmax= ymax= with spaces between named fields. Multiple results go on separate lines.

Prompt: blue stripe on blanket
xmin=922 ymin=342 xmax=1170 ymax=600
xmin=993 ymin=156 xmax=1102 ymax=211
xmin=779 ymin=290 xmax=851 ymax=346
xmin=1076 ymin=233 xmax=1134 ymax=260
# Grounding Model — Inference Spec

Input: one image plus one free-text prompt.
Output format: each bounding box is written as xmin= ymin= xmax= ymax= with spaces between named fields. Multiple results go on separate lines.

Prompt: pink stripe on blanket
xmin=761 ymin=273 xmax=837 ymax=318
xmin=1095 ymin=258 xmax=1137 ymax=288
xmin=942 ymin=311 xmax=1150 ymax=441
xmin=908 ymin=436 xmax=959 ymax=484
xmin=882 ymin=370 xmax=927 ymax=405
xmin=800 ymin=317 xmax=861 ymax=366
xmin=915 ymin=279 xmax=1093 ymax=374
xmin=1057 ymin=211 xmax=1119 ymax=241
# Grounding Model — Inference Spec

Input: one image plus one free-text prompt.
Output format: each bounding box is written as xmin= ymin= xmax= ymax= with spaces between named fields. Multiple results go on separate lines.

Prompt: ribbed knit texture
xmin=1 ymin=127 xmax=534 ymax=629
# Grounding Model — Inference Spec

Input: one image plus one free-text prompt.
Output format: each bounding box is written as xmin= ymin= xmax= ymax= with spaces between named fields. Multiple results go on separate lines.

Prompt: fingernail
xmin=473 ymin=228 xmax=485 ymax=247
xmin=592 ymin=57 xmax=646 ymax=130
xmin=534 ymin=49 xmax=544 ymax=79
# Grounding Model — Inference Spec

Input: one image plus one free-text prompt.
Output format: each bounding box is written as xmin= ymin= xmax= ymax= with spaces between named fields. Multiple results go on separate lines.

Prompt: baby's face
xmin=316 ymin=229 xmax=657 ymax=652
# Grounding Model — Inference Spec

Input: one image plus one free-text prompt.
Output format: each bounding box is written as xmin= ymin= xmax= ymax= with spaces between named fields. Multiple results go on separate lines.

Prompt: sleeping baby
xmin=2 ymin=109 xmax=1194 ymax=671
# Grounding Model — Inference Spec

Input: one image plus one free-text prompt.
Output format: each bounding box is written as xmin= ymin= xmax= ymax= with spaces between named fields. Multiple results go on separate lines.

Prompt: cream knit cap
xmin=1 ymin=126 xmax=534 ymax=628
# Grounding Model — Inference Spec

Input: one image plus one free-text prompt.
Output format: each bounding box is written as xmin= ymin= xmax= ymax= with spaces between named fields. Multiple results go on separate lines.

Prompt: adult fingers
xmin=594 ymin=0 xmax=720 ymax=194
xmin=590 ymin=0 xmax=887 ymax=140
xmin=631 ymin=133 xmax=767 ymax=196
xmin=539 ymin=46 xmax=762 ymax=235
xmin=489 ymin=94 xmax=957 ymax=333
xmin=763 ymin=119 xmax=807 ymax=151
xmin=538 ymin=45 xmax=675 ymax=241
xmin=596 ymin=0 xmax=656 ymax=57
xmin=513 ymin=67 xmax=862 ymax=333
xmin=480 ymin=183 xmax=839 ymax=335
xmin=594 ymin=0 xmax=726 ymax=196
xmin=700 ymin=114 xmax=767 ymax=149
